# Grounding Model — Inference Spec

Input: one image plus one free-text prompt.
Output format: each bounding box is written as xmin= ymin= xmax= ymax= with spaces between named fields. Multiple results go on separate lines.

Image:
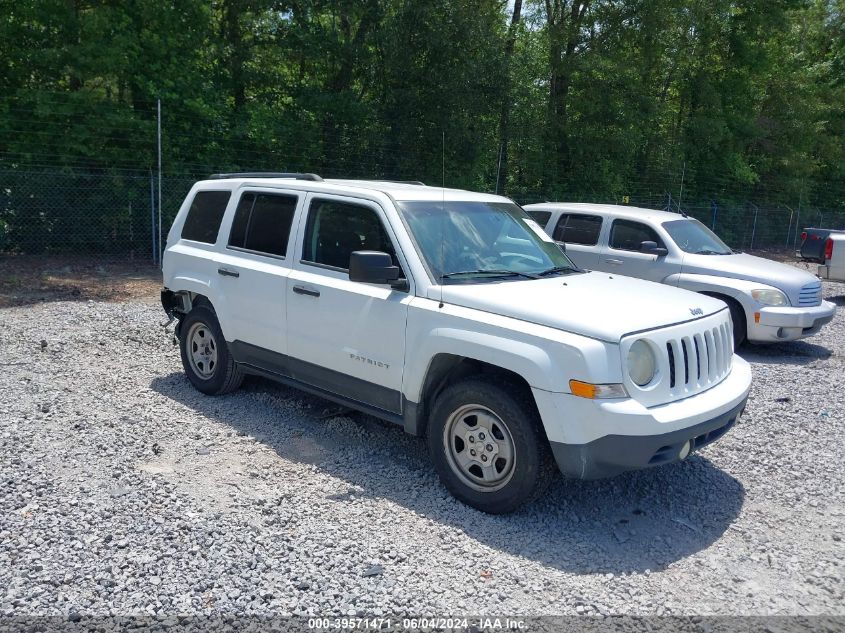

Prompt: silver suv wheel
xmin=442 ymin=403 xmax=516 ymax=492
xmin=187 ymin=321 xmax=218 ymax=379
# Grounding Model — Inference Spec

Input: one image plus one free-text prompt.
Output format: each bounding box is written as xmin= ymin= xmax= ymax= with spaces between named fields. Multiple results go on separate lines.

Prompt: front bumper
xmin=549 ymin=399 xmax=746 ymax=479
xmin=532 ymin=355 xmax=752 ymax=479
xmin=748 ymin=300 xmax=835 ymax=342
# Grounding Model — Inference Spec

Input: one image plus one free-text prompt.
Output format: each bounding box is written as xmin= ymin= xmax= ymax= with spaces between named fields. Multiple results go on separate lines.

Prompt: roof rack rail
xmin=348 ymin=179 xmax=426 ymax=186
xmin=208 ymin=172 xmax=323 ymax=181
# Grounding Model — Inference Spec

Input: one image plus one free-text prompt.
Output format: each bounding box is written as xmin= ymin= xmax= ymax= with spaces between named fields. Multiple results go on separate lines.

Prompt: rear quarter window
xmin=526 ymin=210 xmax=552 ymax=228
xmin=180 ymin=191 xmax=232 ymax=244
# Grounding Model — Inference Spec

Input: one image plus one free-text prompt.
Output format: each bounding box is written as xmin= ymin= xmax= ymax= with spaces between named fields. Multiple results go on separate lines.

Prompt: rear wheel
xmin=179 ymin=305 xmax=244 ymax=395
xmin=427 ymin=377 xmax=555 ymax=514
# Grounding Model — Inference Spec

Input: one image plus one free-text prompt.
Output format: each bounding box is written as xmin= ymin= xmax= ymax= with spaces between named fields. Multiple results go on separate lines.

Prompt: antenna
xmin=439 ymin=130 xmax=446 ymax=309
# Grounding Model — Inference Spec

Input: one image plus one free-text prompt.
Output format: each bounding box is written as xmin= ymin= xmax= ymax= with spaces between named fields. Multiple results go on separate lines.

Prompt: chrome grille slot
xmin=798 ymin=282 xmax=822 ymax=307
xmin=623 ymin=310 xmax=735 ymax=408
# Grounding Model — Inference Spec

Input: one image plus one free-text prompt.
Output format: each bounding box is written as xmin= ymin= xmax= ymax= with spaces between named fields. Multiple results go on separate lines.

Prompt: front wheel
xmin=427 ymin=377 xmax=555 ymax=514
xmin=178 ymin=305 xmax=244 ymax=395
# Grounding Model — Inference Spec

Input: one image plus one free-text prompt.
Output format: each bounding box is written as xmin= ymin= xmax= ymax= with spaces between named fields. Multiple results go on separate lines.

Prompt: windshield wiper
xmin=440 ymin=269 xmax=539 ymax=280
xmin=694 ymin=249 xmax=730 ymax=255
xmin=536 ymin=265 xmax=577 ymax=277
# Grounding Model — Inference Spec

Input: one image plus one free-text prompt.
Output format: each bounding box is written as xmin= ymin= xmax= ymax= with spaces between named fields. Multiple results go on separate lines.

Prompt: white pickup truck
xmin=818 ymin=233 xmax=845 ymax=283
xmin=525 ymin=203 xmax=836 ymax=346
xmin=162 ymin=174 xmax=751 ymax=513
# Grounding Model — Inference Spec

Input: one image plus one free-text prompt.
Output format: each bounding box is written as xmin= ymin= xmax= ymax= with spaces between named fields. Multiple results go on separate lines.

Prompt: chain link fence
xmin=1 ymin=167 xmax=844 ymax=261
xmin=0 ymin=169 xmax=194 ymax=261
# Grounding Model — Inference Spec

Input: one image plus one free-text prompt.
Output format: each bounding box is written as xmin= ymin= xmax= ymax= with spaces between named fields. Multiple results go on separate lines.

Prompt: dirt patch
xmin=0 ymin=255 xmax=161 ymax=308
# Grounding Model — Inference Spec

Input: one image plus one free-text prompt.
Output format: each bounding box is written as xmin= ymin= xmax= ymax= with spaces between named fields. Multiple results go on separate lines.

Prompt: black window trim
xmin=225 ymin=189 xmax=301 ymax=261
xmin=608 ymin=218 xmax=664 ymax=253
xmin=299 ymin=195 xmax=404 ymax=276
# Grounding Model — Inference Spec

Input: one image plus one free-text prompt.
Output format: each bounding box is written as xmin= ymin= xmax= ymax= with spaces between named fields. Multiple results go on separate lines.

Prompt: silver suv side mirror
xmin=640 ymin=240 xmax=669 ymax=256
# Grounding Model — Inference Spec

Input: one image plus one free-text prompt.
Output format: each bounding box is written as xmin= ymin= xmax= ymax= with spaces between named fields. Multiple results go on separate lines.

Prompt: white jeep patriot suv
xmin=161 ymin=173 xmax=752 ymax=513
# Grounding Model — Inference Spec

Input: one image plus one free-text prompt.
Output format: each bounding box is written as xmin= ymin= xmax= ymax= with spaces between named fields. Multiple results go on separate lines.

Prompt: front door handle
xmin=218 ymin=267 xmax=240 ymax=278
xmin=293 ymin=285 xmax=320 ymax=298
xmin=605 ymin=258 xmax=623 ymax=265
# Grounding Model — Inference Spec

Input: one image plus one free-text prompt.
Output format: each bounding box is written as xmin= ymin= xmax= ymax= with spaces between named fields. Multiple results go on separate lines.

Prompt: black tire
xmin=427 ymin=376 xmax=556 ymax=514
xmin=727 ymin=299 xmax=747 ymax=348
xmin=702 ymin=293 xmax=746 ymax=349
xmin=178 ymin=305 xmax=244 ymax=395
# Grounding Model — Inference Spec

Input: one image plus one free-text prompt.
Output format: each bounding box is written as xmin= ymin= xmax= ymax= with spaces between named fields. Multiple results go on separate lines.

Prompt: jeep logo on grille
xmin=690 ymin=307 xmax=704 ymax=316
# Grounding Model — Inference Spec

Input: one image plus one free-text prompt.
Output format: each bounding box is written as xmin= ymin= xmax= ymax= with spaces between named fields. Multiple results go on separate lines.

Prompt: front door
xmin=286 ymin=194 xmax=411 ymax=414
xmin=600 ymin=218 xmax=669 ymax=282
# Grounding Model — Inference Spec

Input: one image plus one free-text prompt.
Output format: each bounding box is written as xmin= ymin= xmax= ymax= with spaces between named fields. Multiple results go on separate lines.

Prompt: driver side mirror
xmin=349 ymin=251 xmax=406 ymax=289
xmin=641 ymin=240 xmax=668 ymax=256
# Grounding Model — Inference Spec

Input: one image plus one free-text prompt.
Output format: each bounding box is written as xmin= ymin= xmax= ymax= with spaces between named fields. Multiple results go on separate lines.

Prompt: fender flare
xmin=403 ymin=327 xmax=592 ymax=404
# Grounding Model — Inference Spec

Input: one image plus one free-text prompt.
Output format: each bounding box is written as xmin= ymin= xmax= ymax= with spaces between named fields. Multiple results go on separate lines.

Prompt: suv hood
xmin=679 ymin=252 xmax=818 ymax=302
xmin=432 ymin=272 xmax=726 ymax=342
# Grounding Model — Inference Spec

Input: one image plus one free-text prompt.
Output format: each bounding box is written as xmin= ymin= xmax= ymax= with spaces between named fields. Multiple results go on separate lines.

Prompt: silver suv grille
xmin=621 ymin=310 xmax=734 ymax=408
xmin=797 ymin=282 xmax=822 ymax=307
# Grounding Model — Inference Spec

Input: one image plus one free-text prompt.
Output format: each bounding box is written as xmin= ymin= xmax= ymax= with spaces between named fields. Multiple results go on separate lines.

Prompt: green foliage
xmin=1 ymin=0 xmax=844 ymax=254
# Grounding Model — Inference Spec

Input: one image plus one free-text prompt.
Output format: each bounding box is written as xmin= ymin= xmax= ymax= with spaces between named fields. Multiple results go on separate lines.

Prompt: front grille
xmin=798 ymin=281 xmax=822 ymax=307
xmin=664 ymin=322 xmax=732 ymax=398
xmin=624 ymin=310 xmax=735 ymax=408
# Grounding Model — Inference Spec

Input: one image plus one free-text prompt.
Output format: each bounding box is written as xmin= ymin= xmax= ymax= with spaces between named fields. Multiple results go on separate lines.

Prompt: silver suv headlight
xmin=627 ymin=339 xmax=656 ymax=386
xmin=750 ymin=289 xmax=788 ymax=306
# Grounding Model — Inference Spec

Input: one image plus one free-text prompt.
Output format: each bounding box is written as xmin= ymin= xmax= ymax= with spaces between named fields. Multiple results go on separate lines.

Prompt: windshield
xmin=396 ymin=201 xmax=576 ymax=282
xmin=663 ymin=219 xmax=733 ymax=255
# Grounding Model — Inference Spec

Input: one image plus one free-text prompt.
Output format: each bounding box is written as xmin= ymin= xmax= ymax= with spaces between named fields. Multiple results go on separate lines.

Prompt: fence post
xmin=150 ymin=169 xmax=156 ymax=265
xmin=157 ymin=98 xmax=163 ymax=268
xmin=793 ymin=207 xmax=801 ymax=250
xmin=785 ymin=207 xmax=793 ymax=249
xmin=749 ymin=203 xmax=759 ymax=251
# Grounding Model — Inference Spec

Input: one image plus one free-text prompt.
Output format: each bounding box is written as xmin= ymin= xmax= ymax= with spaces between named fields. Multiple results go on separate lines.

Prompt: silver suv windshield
xmin=396 ymin=201 xmax=576 ymax=282
xmin=663 ymin=218 xmax=733 ymax=255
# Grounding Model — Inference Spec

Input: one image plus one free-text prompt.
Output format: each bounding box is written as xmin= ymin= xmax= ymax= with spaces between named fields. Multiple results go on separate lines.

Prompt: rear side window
xmin=526 ymin=210 xmax=552 ymax=227
xmin=553 ymin=213 xmax=603 ymax=245
xmin=609 ymin=219 xmax=662 ymax=251
xmin=302 ymin=199 xmax=397 ymax=270
xmin=181 ymin=191 xmax=232 ymax=244
xmin=228 ymin=192 xmax=297 ymax=257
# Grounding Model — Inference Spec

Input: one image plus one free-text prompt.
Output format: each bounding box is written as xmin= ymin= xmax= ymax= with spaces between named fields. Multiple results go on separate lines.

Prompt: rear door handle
xmin=605 ymin=258 xmax=623 ymax=265
xmin=293 ymin=285 xmax=320 ymax=298
xmin=217 ymin=267 xmax=240 ymax=278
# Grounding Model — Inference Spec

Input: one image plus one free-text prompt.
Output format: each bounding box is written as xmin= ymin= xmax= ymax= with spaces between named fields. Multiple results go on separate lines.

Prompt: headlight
xmin=750 ymin=289 xmax=788 ymax=307
xmin=627 ymin=339 xmax=656 ymax=386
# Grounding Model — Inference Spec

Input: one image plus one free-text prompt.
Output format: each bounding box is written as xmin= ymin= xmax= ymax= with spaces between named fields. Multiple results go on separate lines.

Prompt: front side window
xmin=663 ymin=219 xmax=732 ymax=255
xmin=302 ymin=199 xmax=397 ymax=270
xmin=609 ymin=219 xmax=663 ymax=252
xmin=396 ymin=201 xmax=576 ymax=282
xmin=228 ymin=192 xmax=297 ymax=257
xmin=552 ymin=213 xmax=603 ymax=245
xmin=181 ymin=190 xmax=232 ymax=244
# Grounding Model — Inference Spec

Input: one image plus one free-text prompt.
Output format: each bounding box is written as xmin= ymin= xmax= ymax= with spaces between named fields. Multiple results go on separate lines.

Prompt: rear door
xmin=214 ymin=189 xmax=302 ymax=354
xmin=550 ymin=212 xmax=604 ymax=269
xmin=285 ymin=194 xmax=412 ymax=414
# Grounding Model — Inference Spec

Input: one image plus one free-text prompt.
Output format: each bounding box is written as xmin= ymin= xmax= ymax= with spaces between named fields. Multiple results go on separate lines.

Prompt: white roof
xmin=525 ymin=202 xmax=685 ymax=223
xmin=196 ymin=176 xmax=508 ymax=203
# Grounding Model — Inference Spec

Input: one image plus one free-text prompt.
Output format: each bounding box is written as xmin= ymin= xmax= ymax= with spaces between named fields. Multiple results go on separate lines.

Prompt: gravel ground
xmin=0 ymin=277 xmax=843 ymax=618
